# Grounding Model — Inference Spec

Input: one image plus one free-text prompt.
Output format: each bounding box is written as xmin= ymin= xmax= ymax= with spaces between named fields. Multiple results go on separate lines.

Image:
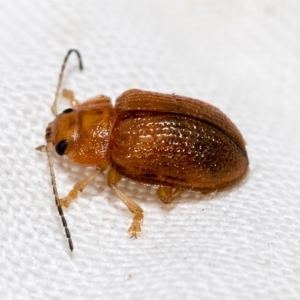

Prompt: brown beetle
xmin=37 ymin=50 xmax=249 ymax=251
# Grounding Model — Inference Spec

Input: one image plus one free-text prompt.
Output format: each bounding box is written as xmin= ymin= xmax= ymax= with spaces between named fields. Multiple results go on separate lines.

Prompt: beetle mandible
xmin=37 ymin=49 xmax=249 ymax=251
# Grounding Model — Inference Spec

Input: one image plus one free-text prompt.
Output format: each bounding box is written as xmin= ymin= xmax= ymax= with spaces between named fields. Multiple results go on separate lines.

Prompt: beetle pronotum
xmin=37 ymin=50 xmax=249 ymax=251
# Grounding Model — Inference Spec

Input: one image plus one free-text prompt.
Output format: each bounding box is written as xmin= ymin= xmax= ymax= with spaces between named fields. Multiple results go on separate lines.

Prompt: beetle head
xmin=46 ymin=96 xmax=115 ymax=166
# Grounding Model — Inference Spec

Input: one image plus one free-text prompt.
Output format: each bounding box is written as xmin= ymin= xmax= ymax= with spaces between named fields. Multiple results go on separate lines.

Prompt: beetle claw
xmin=130 ymin=234 xmax=137 ymax=239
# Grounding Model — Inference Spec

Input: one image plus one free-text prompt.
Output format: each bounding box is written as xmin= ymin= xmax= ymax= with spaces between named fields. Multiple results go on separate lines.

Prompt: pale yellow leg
xmin=62 ymin=89 xmax=80 ymax=107
xmin=107 ymin=168 xmax=144 ymax=238
xmin=157 ymin=186 xmax=184 ymax=204
xmin=59 ymin=168 xmax=103 ymax=207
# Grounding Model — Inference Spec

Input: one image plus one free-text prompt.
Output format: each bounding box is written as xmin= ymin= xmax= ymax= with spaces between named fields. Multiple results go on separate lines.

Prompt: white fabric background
xmin=0 ymin=0 xmax=300 ymax=299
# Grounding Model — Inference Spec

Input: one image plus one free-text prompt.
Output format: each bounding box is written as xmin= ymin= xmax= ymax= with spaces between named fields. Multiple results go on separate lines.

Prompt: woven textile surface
xmin=0 ymin=1 xmax=300 ymax=299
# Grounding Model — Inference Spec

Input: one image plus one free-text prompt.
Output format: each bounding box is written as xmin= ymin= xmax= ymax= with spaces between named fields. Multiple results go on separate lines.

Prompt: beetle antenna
xmin=45 ymin=142 xmax=74 ymax=251
xmin=52 ymin=49 xmax=83 ymax=116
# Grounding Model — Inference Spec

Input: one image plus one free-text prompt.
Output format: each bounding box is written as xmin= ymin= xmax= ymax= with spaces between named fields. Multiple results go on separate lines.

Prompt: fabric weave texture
xmin=0 ymin=1 xmax=299 ymax=299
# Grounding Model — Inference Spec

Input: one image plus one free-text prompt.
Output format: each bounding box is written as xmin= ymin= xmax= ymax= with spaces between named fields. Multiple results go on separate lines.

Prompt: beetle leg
xmin=59 ymin=168 xmax=103 ymax=207
xmin=107 ymin=168 xmax=144 ymax=238
xmin=62 ymin=89 xmax=80 ymax=107
xmin=157 ymin=187 xmax=184 ymax=204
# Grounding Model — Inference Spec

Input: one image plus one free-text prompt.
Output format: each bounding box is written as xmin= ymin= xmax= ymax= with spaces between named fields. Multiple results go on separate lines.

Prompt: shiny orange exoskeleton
xmin=37 ymin=50 xmax=249 ymax=251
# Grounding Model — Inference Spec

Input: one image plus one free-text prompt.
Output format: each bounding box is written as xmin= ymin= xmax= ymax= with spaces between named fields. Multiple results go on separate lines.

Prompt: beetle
xmin=37 ymin=49 xmax=249 ymax=251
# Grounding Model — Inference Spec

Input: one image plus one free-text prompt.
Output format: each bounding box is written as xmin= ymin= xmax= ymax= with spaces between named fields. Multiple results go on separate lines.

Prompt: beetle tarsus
xmin=62 ymin=89 xmax=79 ymax=107
xmin=59 ymin=196 xmax=73 ymax=208
xmin=128 ymin=211 xmax=143 ymax=238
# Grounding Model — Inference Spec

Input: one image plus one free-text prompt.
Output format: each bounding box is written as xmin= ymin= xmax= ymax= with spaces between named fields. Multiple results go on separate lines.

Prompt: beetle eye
xmin=62 ymin=108 xmax=73 ymax=114
xmin=56 ymin=140 xmax=68 ymax=156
